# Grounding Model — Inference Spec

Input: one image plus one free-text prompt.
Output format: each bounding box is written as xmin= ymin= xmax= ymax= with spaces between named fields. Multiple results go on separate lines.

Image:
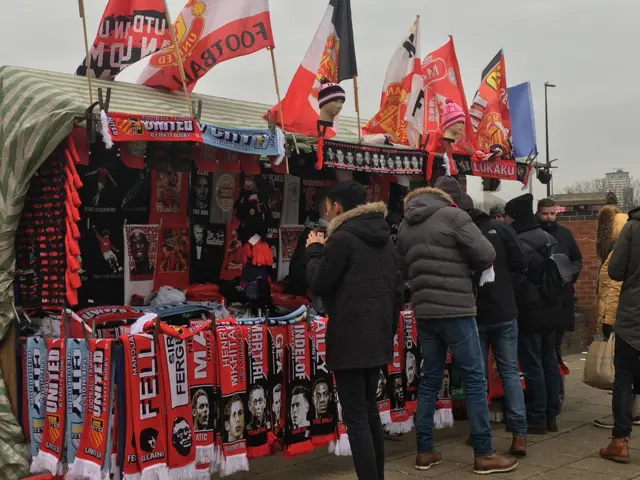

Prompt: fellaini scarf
xmin=434 ymin=350 xmax=454 ymax=429
xmin=157 ymin=332 xmax=197 ymax=479
xmin=387 ymin=318 xmax=413 ymax=435
xmin=67 ymin=338 xmax=115 ymax=480
xmin=216 ymin=325 xmax=250 ymax=476
xmin=30 ymin=338 xmax=66 ymax=475
xmin=245 ymin=324 xmax=275 ymax=459
xmin=328 ymin=373 xmax=351 ymax=457
xmin=267 ymin=325 xmax=287 ymax=454
xmin=65 ymin=339 xmax=89 ymax=465
xmin=402 ymin=309 xmax=421 ymax=413
xmin=285 ymin=322 xmax=314 ymax=457
xmin=26 ymin=337 xmax=47 ymax=460
xmin=125 ymin=334 xmax=170 ymax=480
xmin=310 ymin=318 xmax=337 ymax=447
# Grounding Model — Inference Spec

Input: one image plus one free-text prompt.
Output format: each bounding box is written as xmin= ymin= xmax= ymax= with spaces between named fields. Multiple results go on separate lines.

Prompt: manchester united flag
xmin=362 ymin=19 xmax=425 ymax=147
xmin=422 ymin=37 xmax=476 ymax=155
xmin=265 ymin=0 xmax=358 ymax=138
xmin=76 ymin=0 xmax=171 ymax=80
xmin=138 ymin=0 xmax=275 ymax=91
xmin=469 ymin=50 xmax=513 ymax=157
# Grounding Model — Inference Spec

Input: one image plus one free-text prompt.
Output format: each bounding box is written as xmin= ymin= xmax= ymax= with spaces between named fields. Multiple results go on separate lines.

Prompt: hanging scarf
xmin=216 ymin=325 xmax=250 ymax=476
xmin=310 ymin=318 xmax=336 ymax=447
xmin=402 ymin=309 xmax=421 ymax=414
xmin=26 ymin=337 xmax=47 ymax=461
xmin=30 ymin=338 xmax=66 ymax=475
xmin=65 ymin=339 xmax=89 ymax=465
xmin=328 ymin=373 xmax=351 ymax=456
xmin=285 ymin=322 xmax=314 ymax=457
xmin=124 ymin=334 xmax=170 ymax=480
xmin=434 ymin=350 xmax=454 ymax=429
xmin=377 ymin=366 xmax=391 ymax=429
xmin=121 ymin=334 xmax=142 ymax=480
xmin=267 ymin=325 xmax=287 ymax=454
xmin=109 ymin=380 xmax=120 ymax=480
xmin=387 ymin=318 xmax=413 ymax=434
xmin=245 ymin=324 xmax=275 ymax=459
xmin=67 ymin=338 xmax=115 ymax=480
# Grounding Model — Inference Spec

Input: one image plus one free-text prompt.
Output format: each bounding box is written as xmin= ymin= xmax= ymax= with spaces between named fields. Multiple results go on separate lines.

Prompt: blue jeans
xmin=478 ymin=320 xmax=527 ymax=436
xmin=518 ymin=327 xmax=560 ymax=426
xmin=416 ymin=317 xmax=493 ymax=457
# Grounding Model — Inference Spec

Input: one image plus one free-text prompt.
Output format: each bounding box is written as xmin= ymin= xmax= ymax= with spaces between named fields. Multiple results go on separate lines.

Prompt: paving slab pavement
xmin=225 ymin=354 xmax=640 ymax=479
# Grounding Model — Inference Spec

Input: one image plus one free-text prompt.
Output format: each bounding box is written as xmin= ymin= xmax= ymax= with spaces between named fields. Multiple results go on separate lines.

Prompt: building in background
xmin=603 ymin=169 xmax=632 ymax=210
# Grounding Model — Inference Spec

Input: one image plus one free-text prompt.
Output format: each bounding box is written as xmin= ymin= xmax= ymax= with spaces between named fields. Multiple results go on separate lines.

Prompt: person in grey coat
xmin=396 ymin=178 xmax=517 ymax=474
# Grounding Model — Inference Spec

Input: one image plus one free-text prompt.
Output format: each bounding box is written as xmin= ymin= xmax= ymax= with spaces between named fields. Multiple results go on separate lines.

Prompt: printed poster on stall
xmin=154 ymin=227 xmax=190 ymax=290
xmin=124 ymin=224 xmax=159 ymax=305
xmin=278 ymin=225 xmax=304 ymax=281
xmin=149 ymin=171 xmax=189 ymax=226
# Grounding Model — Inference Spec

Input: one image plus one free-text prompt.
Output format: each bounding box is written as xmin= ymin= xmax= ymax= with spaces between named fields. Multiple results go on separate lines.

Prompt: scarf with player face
xmin=386 ymin=318 xmax=413 ymax=435
xmin=402 ymin=309 xmax=421 ymax=414
xmin=434 ymin=350 xmax=453 ymax=429
xmin=26 ymin=337 xmax=47 ymax=461
xmin=328 ymin=373 xmax=351 ymax=457
xmin=310 ymin=317 xmax=336 ymax=447
xmin=284 ymin=321 xmax=314 ymax=458
xmin=216 ymin=325 xmax=250 ymax=476
xmin=67 ymin=339 xmax=115 ymax=480
xmin=157 ymin=332 xmax=196 ymax=479
xmin=65 ymin=339 xmax=89 ymax=465
xmin=30 ymin=338 xmax=66 ymax=476
xmin=267 ymin=325 xmax=287 ymax=454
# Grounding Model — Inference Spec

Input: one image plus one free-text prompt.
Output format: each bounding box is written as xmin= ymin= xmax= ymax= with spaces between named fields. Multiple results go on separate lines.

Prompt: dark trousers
xmin=519 ymin=327 xmax=561 ymax=425
xmin=613 ymin=335 xmax=640 ymax=438
xmin=334 ymin=368 xmax=385 ymax=480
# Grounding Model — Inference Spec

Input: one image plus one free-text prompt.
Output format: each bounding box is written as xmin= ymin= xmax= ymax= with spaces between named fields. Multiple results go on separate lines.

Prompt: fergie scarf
xmin=26 ymin=337 xmax=47 ymax=460
xmin=310 ymin=317 xmax=336 ymax=447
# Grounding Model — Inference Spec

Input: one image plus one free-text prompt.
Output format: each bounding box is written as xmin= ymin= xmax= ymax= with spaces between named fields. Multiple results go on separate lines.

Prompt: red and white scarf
xmin=310 ymin=317 xmax=336 ymax=447
xmin=30 ymin=338 xmax=66 ymax=476
xmin=267 ymin=325 xmax=287 ymax=454
xmin=328 ymin=373 xmax=351 ymax=456
xmin=402 ymin=309 xmax=421 ymax=414
xmin=387 ymin=318 xmax=413 ymax=434
xmin=377 ymin=366 xmax=391 ymax=428
xmin=67 ymin=339 xmax=114 ymax=480
xmin=434 ymin=350 xmax=454 ymax=429
xmin=121 ymin=334 xmax=142 ymax=480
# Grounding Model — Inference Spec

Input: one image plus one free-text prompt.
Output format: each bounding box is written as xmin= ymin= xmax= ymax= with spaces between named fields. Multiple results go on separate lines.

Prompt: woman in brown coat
xmin=593 ymin=205 xmax=640 ymax=428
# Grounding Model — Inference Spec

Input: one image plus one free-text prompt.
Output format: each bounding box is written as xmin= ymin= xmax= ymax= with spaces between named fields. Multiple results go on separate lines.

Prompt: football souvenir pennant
xmin=319 ymin=139 xmax=425 ymax=176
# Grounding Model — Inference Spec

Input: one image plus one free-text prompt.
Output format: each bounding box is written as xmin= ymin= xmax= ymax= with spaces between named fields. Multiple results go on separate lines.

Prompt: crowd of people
xmin=302 ymin=176 xmax=640 ymax=477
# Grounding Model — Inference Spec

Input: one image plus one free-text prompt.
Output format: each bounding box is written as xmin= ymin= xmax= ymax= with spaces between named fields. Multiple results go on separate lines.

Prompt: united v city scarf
xmin=65 ymin=339 xmax=89 ymax=465
xmin=26 ymin=337 xmax=47 ymax=460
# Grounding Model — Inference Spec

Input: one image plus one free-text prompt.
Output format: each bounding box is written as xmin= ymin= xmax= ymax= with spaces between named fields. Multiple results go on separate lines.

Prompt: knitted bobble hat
xmin=318 ymin=79 xmax=346 ymax=109
xmin=441 ymin=99 xmax=466 ymax=131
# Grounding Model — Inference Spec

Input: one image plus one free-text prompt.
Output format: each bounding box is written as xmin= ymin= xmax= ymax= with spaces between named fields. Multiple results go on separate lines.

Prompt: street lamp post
xmin=544 ymin=81 xmax=556 ymax=197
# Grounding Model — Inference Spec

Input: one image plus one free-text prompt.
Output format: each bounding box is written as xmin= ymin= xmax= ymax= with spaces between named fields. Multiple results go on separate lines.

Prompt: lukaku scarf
xmin=328 ymin=373 xmax=351 ymax=457
xmin=285 ymin=321 xmax=314 ymax=458
xmin=267 ymin=325 xmax=287 ymax=454
xmin=434 ymin=350 xmax=454 ymax=429
xmin=387 ymin=318 xmax=413 ymax=435
xmin=26 ymin=337 xmax=47 ymax=461
xmin=30 ymin=338 xmax=66 ymax=475
xmin=67 ymin=338 xmax=115 ymax=480
xmin=402 ymin=309 xmax=421 ymax=414
xmin=157 ymin=331 xmax=197 ymax=479
xmin=65 ymin=339 xmax=89 ymax=465
xmin=216 ymin=325 xmax=250 ymax=476
xmin=245 ymin=324 xmax=275 ymax=459
xmin=310 ymin=317 xmax=336 ymax=447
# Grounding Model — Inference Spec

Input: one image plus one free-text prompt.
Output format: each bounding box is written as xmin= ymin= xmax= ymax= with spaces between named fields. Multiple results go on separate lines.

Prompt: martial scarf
xmin=310 ymin=317 xmax=336 ymax=447
xmin=30 ymin=338 xmax=66 ymax=475
xmin=387 ymin=318 xmax=413 ymax=435
xmin=65 ymin=339 xmax=89 ymax=465
xmin=26 ymin=337 xmax=47 ymax=461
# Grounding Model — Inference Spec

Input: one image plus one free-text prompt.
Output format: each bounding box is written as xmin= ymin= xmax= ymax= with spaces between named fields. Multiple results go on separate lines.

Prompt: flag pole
xmin=353 ymin=75 xmax=362 ymax=143
xmin=268 ymin=47 xmax=295 ymax=169
xmin=77 ymin=0 xmax=94 ymax=104
xmin=161 ymin=0 xmax=194 ymax=117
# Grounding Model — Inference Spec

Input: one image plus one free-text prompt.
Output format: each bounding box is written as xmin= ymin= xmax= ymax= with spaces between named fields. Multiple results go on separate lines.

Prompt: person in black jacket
xmin=306 ymin=181 xmax=403 ymax=480
xmin=462 ymin=194 xmax=529 ymax=456
xmin=505 ymin=193 xmax=563 ymax=434
xmin=536 ymin=198 xmax=582 ymax=363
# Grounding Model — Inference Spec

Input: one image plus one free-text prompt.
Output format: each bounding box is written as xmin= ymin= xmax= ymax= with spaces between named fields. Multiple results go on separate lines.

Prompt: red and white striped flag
xmin=138 ymin=0 xmax=275 ymax=91
xmin=362 ymin=19 xmax=425 ymax=147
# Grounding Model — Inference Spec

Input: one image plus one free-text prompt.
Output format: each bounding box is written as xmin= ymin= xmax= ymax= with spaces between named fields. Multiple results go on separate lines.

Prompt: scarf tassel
xmin=168 ymin=462 xmax=196 ymax=480
xmin=67 ymin=458 xmax=103 ymax=480
xmin=195 ymin=445 xmax=216 ymax=465
xmin=219 ymin=454 xmax=249 ymax=477
xmin=124 ymin=474 xmax=142 ymax=480
xmin=328 ymin=433 xmax=352 ymax=457
xmin=378 ymin=410 xmax=391 ymax=429
xmin=386 ymin=417 xmax=414 ymax=435
xmin=434 ymin=408 xmax=454 ymax=429
xmin=140 ymin=464 xmax=170 ymax=480
xmin=30 ymin=451 xmax=63 ymax=476
xmin=100 ymin=110 xmax=114 ymax=150
xmin=312 ymin=432 xmax=337 ymax=448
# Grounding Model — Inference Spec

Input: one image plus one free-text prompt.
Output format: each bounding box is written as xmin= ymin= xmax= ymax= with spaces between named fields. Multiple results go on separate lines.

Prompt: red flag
xmin=469 ymin=50 xmax=513 ymax=158
xmin=76 ymin=0 xmax=171 ymax=79
xmin=362 ymin=19 xmax=424 ymax=147
xmin=422 ymin=37 xmax=476 ymax=155
xmin=265 ymin=0 xmax=358 ymax=137
xmin=138 ymin=0 xmax=275 ymax=91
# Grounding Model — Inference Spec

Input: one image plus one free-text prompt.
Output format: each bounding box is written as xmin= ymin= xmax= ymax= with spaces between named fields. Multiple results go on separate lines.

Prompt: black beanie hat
xmin=434 ymin=175 xmax=462 ymax=205
xmin=318 ymin=80 xmax=346 ymax=109
xmin=505 ymin=193 xmax=534 ymax=219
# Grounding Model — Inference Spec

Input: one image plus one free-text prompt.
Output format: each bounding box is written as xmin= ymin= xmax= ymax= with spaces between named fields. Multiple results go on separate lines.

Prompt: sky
xmin=2 ymin=0 xmax=639 ymax=204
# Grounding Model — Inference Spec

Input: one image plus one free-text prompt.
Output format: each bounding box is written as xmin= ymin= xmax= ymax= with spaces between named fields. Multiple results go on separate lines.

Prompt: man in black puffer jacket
xmin=306 ymin=181 xmax=403 ymax=480
xmin=505 ymin=193 xmax=562 ymax=435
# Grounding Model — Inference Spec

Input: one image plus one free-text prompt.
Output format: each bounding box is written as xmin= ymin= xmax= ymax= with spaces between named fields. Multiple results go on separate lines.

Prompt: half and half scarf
xmin=434 ymin=350 xmax=454 ymax=429
xmin=387 ymin=318 xmax=413 ymax=435
xmin=310 ymin=318 xmax=336 ymax=447
xmin=402 ymin=309 xmax=421 ymax=413
xmin=65 ymin=339 xmax=89 ymax=466
xmin=285 ymin=321 xmax=314 ymax=457
xmin=67 ymin=339 xmax=115 ymax=480
xmin=26 ymin=337 xmax=47 ymax=460
xmin=30 ymin=338 xmax=66 ymax=475
xmin=267 ymin=325 xmax=287 ymax=454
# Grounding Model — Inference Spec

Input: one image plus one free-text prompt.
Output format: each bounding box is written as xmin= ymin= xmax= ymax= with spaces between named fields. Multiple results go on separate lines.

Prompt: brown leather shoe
xmin=600 ymin=437 xmax=630 ymax=464
xmin=509 ymin=436 xmax=526 ymax=457
xmin=415 ymin=451 xmax=442 ymax=470
xmin=473 ymin=453 xmax=519 ymax=475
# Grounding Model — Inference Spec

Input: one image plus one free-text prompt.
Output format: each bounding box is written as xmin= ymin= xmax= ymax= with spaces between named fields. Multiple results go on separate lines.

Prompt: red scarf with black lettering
xmin=267 ymin=325 xmax=287 ymax=454
xmin=245 ymin=324 xmax=276 ymax=458
xmin=125 ymin=334 xmax=169 ymax=480
xmin=68 ymin=339 xmax=113 ymax=480
xmin=216 ymin=325 xmax=249 ymax=476
xmin=329 ymin=373 xmax=351 ymax=456
xmin=30 ymin=338 xmax=66 ymax=476
xmin=158 ymin=332 xmax=196 ymax=479
xmin=186 ymin=326 xmax=216 ymax=475
xmin=120 ymin=334 xmax=141 ymax=480
xmin=285 ymin=322 xmax=314 ymax=457
xmin=387 ymin=319 xmax=413 ymax=434
xmin=402 ymin=309 xmax=420 ymax=413
xmin=310 ymin=318 xmax=336 ymax=447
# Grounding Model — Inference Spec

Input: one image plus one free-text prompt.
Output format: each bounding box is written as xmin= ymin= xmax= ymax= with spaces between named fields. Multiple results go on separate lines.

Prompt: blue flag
xmin=508 ymin=82 xmax=538 ymax=159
